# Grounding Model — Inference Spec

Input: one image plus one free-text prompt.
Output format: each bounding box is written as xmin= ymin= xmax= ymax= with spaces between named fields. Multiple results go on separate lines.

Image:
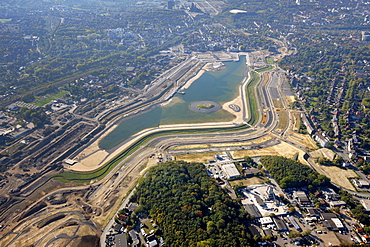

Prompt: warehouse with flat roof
xmin=115 ymin=233 xmax=128 ymax=247
xmin=221 ymin=163 xmax=240 ymax=179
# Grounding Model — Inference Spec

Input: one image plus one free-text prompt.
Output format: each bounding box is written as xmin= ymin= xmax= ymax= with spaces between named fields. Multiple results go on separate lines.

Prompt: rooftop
xmin=221 ymin=163 xmax=240 ymax=179
xmin=115 ymin=233 xmax=128 ymax=247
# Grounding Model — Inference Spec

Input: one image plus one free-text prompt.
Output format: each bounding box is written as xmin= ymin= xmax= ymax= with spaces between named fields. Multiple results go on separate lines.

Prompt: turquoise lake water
xmin=100 ymin=56 xmax=247 ymax=150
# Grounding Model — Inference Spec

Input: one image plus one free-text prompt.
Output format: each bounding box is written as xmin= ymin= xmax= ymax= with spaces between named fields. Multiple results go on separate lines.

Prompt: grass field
xmin=292 ymin=112 xmax=301 ymax=131
xmin=33 ymin=91 xmax=70 ymax=107
xmin=231 ymin=141 xmax=307 ymax=164
xmin=315 ymin=163 xmax=357 ymax=190
xmin=262 ymin=73 xmax=269 ymax=86
xmin=272 ymin=99 xmax=284 ymax=108
xmin=174 ymin=152 xmax=220 ymax=163
xmin=265 ymin=57 xmax=274 ymax=65
xmin=289 ymin=133 xmax=318 ymax=150
xmin=170 ymin=143 xmax=247 ymax=150
xmin=276 ymin=110 xmax=288 ymax=132
xmin=246 ymin=71 xmax=260 ymax=125
xmin=255 ymin=65 xmax=274 ymax=73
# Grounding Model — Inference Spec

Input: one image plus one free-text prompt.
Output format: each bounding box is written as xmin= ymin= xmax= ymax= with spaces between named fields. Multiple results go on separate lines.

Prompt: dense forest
xmin=130 ymin=161 xmax=254 ymax=247
xmin=260 ymin=156 xmax=330 ymax=189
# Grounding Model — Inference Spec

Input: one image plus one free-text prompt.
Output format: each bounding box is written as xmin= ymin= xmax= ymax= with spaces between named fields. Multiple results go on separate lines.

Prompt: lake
xmin=99 ymin=55 xmax=247 ymax=150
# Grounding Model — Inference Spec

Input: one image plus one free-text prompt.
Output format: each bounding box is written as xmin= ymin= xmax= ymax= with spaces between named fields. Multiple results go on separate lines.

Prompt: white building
xmin=260 ymin=217 xmax=274 ymax=225
xmin=221 ymin=164 xmax=240 ymax=179
xmin=331 ymin=218 xmax=344 ymax=229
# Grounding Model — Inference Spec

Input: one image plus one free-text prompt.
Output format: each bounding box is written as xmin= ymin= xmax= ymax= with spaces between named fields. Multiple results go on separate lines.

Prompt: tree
xmin=206 ymin=221 xmax=216 ymax=235
xmin=301 ymin=229 xmax=311 ymax=237
xmin=130 ymin=161 xmax=254 ymax=246
xmin=288 ymin=230 xmax=301 ymax=239
xmin=197 ymin=240 xmax=212 ymax=247
xmin=22 ymin=93 xmax=35 ymax=103
xmin=288 ymin=207 xmax=296 ymax=214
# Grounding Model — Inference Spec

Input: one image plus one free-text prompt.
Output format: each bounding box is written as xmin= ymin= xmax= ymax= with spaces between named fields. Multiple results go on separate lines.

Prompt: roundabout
xmin=189 ymin=101 xmax=222 ymax=113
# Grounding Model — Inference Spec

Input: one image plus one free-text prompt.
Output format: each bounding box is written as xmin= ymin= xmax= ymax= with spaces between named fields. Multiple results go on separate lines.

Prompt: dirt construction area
xmin=175 ymin=140 xmax=308 ymax=165
xmin=231 ymin=141 xmax=309 ymax=165
xmin=0 ymin=149 xmax=160 ymax=247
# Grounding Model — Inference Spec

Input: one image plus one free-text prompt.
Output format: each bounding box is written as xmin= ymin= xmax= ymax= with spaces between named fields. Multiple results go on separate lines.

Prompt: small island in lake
xmin=189 ymin=101 xmax=221 ymax=113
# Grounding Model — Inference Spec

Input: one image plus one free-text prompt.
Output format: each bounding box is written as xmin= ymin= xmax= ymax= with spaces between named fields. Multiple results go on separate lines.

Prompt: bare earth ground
xmin=175 ymin=152 xmax=222 ymax=163
xmin=70 ymin=124 xmax=115 ymax=171
xmin=310 ymin=148 xmax=337 ymax=161
xmin=285 ymin=95 xmax=296 ymax=106
xmin=231 ymin=141 xmax=309 ymax=165
xmin=315 ymin=164 xmax=357 ymax=190
xmin=229 ymin=177 xmax=267 ymax=187
xmin=72 ymin=150 xmax=109 ymax=171
xmin=318 ymin=231 xmax=341 ymax=247
xmin=288 ymin=132 xmax=318 ymax=150
xmin=309 ymin=148 xmax=357 ymax=190
xmin=3 ymin=152 xmax=159 ymax=247
xmin=170 ymin=135 xmax=273 ymax=150
xmin=175 ymin=141 xmax=308 ymax=165
xmin=7 ymin=212 xmax=88 ymax=246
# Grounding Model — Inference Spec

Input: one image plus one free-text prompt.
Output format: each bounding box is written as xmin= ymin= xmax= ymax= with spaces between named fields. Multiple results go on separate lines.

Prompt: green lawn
xmin=246 ymin=71 xmax=260 ymax=125
xmin=255 ymin=65 xmax=274 ymax=73
xmin=33 ymin=91 xmax=70 ymax=107
xmin=0 ymin=19 xmax=12 ymax=23
xmin=265 ymin=57 xmax=274 ymax=65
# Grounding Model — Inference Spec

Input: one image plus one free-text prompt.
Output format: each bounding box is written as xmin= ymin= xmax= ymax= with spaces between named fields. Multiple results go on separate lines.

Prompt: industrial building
xmin=241 ymin=184 xmax=288 ymax=218
xmin=293 ymin=191 xmax=311 ymax=206
xmin=115 ymin=233 xmax=128 ymax=247
xmin=221 ymin=163 xmax=241 ymax=179
xmin=273 ymin=217 xmax=288 ymax=232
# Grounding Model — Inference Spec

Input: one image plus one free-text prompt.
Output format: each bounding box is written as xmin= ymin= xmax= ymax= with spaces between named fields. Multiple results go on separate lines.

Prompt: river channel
xmin=99 ymin=55 xmax=247 ymax=150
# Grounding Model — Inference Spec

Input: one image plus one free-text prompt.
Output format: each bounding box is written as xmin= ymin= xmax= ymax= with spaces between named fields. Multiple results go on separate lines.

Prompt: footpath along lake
xmin=100 ymin=55 xmax=247 ymax=150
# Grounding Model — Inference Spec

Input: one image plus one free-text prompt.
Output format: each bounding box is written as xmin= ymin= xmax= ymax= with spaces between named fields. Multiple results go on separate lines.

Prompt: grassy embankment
xmin=255 ymin=65 xmax=274 ymax=73
xmin=265 ymin=57 xmax=274 ymax=65
xmin=245 ymin=71 xmax=260 ymax=126
xmin=276 ymin=109 xmax=289 ymax=132
xmin=53 ymin=124 xmax=250 ymax=183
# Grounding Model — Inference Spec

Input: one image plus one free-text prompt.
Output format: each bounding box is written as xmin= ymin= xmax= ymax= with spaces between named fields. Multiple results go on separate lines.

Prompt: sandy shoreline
xmin=70 ymin=62 xmax=245 ymax=172
xmin=183 ymin=69 xmax=206 ymax=89
xmin=70 ymin=124 xmax=117 ymax=171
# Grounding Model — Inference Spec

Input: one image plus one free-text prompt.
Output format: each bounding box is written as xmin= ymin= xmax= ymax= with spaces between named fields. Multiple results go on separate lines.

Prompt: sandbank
xmin=182 ymin=69 xmax=205 ymax=89
xmin=222 ymin=94 xmax=244 ymax=124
